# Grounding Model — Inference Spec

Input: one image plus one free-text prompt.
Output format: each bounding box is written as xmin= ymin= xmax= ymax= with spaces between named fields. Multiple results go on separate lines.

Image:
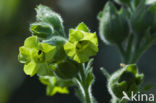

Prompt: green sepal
xmin=51 ymin=59 xmax=81 ymax=79
xmin=36 ymin=63 xmax=53 ymax=76
xmin=35 ymin=4 xmax=65 ymax=37
xmin=30 ymin=22 xmax=53 ymax=39
xmin=43 ymin=36 xmax=67 ymax=62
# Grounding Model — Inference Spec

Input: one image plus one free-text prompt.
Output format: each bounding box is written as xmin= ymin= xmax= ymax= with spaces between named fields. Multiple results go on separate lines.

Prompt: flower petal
xmin=76 ymin=22 xmax=89 ymax=32
xmin=24 ymin=36 xmax=39 ymax=48
xmin=18 ymin=46 xmax=31 ymax=63
xmin=75 ymin=40 xmax=98 ymax=63
xmin=69 ymin=31 xmax=84 ymax=43
xmin=73 ymin=54 xmax=89 ymax=63
xmin=64 ymin=42 xmax=76 ymax=58
xmin=24 ymin=61 xmax=37 ymax=76
xmin=37 ymin=62 xmax=53 ymax=76
xmin=84 ymin=32 xmax=98 ymax=47
xmin=41 ymin=43 xmax=56 ymax=62
xmin=48 ymin=86 xmax=69 ymax=96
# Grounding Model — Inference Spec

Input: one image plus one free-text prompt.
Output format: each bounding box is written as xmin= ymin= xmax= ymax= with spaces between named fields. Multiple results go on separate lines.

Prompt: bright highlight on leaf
xmin=18 ymin=36 xmax=56 ymax=76
xmin=64 ymin=22 xmax=98 ymax=63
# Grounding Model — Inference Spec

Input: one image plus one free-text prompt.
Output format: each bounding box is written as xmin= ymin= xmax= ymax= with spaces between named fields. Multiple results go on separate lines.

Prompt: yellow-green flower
xmin=64 ymin=22 xmax=98 ymax=63
xmin=40 ymin=76 xmax=69 ymax=96
xmin=18 ymin=36 xmax=56 ymax=76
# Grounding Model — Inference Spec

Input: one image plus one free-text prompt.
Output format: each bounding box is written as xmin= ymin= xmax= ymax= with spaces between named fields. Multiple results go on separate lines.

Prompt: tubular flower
xmin=39 ymin=76 xmax=69 ymax=96
xmin=64 ymin=22 xmax=98 ymax=63
xmin=18 ymin=36 xmax=56 ymax=76
xmin=108 ymin=64 xmax=144 ymax=99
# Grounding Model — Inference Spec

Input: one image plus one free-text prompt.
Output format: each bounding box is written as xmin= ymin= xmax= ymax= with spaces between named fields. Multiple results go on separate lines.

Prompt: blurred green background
xmin=0 ymin=0 xmax=156 ymax=103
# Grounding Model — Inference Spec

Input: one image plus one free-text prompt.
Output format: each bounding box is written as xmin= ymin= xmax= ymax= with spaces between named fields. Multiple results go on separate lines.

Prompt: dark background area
xmin=0 ymin=0 xmax=155 ymax=103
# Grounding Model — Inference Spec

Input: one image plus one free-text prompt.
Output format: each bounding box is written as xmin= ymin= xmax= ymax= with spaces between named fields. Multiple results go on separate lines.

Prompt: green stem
xmin=84 ymin=87 xmax=91 ymax=103
xmin=129 ymin=34 xmax=156 ymax=63
xmin=128 ymin=35 xmax=142 ymax=63
xmin=125 ymin=34 xmax=134 ymax=64
xmin=116 ymin=43 xmax=126 ymax=63
xmin=81 ymin=65 xmax=91 ymax=103
xmin=130 ymin=39 xmax=155 ymax=63
xmin=76 ymin=64 xmax=94 ymax=103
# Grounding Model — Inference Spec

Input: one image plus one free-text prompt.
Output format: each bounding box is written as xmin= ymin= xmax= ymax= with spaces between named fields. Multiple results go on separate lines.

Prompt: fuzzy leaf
xmin=35 ymin=5 xmax=65 ymax=37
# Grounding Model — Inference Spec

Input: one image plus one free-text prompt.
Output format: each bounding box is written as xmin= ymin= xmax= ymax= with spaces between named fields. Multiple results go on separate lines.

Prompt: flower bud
xmin=108 ymin=64 xmax=144 ymax=99
xmin=131 ymin=1 xmax=154 ymax=37
xmin=98 ymin=1 xmax=129 ymax=45
xmin=30 ymin=22 xmax=53 ymax=39
xmin=35 ymin=5 xmax=65 ymax=37
xmin=51 ymin=60 xmax=81 ymax=79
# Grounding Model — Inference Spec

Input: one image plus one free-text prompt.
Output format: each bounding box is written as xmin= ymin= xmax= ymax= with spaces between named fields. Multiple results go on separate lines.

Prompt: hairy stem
xmin=75 ymin=64 xmax=95 ymax=103
xmin=116 ymin=43 xmax=126 ymax=63
xmin=130 ymin=39 xmax=155 ymax=63
xmin=125 ymin=34 xmax=134 ymax=64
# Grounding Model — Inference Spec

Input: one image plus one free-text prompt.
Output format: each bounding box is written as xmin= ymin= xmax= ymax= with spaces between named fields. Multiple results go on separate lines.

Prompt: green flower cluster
xmin=18 ymin=36 xmax=56 ymax=76
xmin=64 ymin=22 xmax=98 ymax=63
xmin=108 ymin=64 xmax=144 ymax=102
xmin=98 ymin=0 xmax=156 ymax=63
xmin=18 ymin=5 xmax=98 ymax=96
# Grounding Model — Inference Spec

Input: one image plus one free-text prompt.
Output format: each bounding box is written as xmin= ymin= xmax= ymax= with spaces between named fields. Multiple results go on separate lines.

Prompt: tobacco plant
xmin=18 ymin=0 xmax=156 ymax=103
xmin=18 ymin=5 xmax=98 ymax=103
xmin=98 ymin=0 xmax=156 ymax=103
